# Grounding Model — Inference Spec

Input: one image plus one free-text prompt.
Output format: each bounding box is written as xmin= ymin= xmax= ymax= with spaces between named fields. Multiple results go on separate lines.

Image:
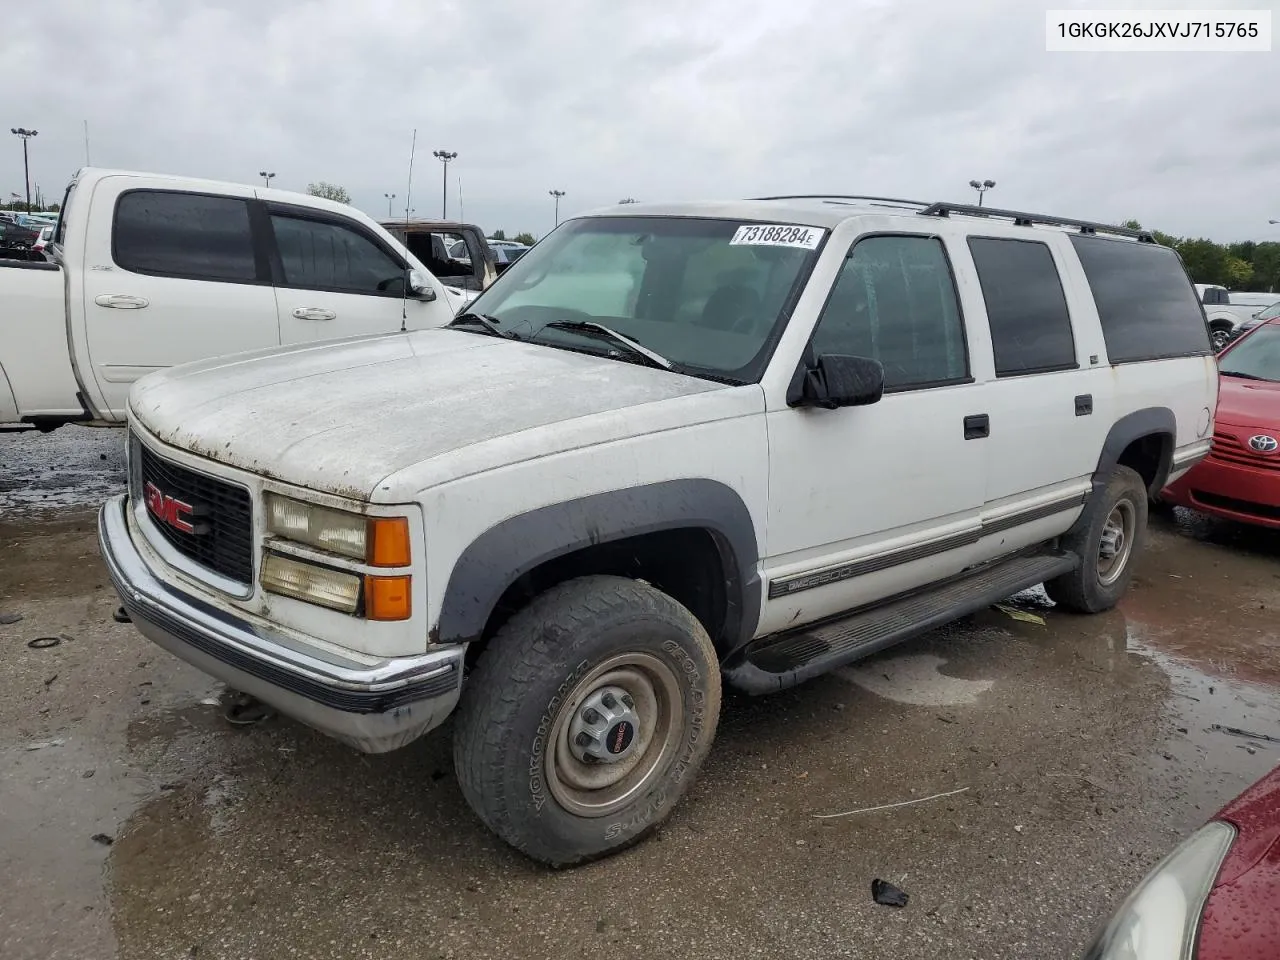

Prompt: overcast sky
xmin=4 ymin=0 xmax=1278 ymax=241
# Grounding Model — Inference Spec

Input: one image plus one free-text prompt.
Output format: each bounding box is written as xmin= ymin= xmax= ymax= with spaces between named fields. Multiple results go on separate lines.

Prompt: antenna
xmin=83 ymin=120 xmax=91 ymax=166
xmin=400 ymin=128 xmax=417 ymax=334
xmin=458 ymin=173 xmax=464 ymax=222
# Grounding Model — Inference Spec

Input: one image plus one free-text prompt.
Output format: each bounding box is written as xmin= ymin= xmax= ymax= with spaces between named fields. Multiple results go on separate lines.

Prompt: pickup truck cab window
xmin=113 ymin=190 xmax=261 ymax=282
xmin=465 ymin=216 xmax=824 ymax=383
xmin=269 ymin=214 xmax=408 ymax=296
xmin=968 ymin=237 xmax=1076 ymax=376
xmin=810 ymin=234 xmax=967 ymax=391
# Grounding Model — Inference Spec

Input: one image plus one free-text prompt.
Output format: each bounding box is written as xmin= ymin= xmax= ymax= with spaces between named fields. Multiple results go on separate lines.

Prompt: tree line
xmin=1123 ymin=220 xmax=1280 ymax=292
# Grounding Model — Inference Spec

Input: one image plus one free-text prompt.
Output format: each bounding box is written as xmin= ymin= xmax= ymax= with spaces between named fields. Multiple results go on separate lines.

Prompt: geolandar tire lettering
xmin=452 ymin=575 xmax=721 ymax=868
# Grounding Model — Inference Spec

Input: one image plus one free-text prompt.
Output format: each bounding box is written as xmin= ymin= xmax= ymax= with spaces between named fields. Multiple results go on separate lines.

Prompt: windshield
xmin=1220 ymin=324 xmax=1280 ymax=382
xmin=1254 ymin=301 xmax=1280 ymax=321
xmin=462 ymin=216 xmax=825 ymax=382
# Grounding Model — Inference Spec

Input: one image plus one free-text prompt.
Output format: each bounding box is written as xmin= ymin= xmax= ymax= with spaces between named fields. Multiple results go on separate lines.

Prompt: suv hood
xmin=130 ymin=330 xmax=729 ymax=500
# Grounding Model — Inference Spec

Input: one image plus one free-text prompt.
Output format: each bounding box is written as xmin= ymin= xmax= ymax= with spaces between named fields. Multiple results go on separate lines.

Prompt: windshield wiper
xmin=1220 ymin=371 xmax=1272 ymax=381
xmin=541 ymin=320 xmax=674 ymax=370
xmin=447 ymin=312 xmax=520 ymax=340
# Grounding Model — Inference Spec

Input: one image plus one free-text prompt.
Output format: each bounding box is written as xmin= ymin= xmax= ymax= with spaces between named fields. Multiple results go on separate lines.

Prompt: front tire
xmin=453 ymin=575 xmax=721 ymax=867
xmin=1046 ymin=465 xmax=1148 ymax=613
xmin=1210 ymin=326 xmax=1232 ymax=352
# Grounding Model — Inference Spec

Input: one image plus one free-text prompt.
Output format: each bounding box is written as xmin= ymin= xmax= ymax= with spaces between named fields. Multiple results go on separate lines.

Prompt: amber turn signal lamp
xmin=365 ymin=575 xmax=412 ymax=621
xmin=367 ymin=517 xmax=411 ymax=567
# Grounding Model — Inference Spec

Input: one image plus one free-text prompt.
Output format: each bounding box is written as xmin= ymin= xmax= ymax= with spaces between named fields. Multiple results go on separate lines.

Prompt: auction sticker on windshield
xmin=730 ymin=224 xmax=823 ymax=249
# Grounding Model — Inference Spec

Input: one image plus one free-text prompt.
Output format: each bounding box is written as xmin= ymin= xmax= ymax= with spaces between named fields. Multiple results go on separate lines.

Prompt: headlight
xmin=265 ymin=494 xmax=410 ymax=566
xmin=1082 ymin=821 xmax=1235 ymax=960
xmin=261 ymin=553 xmax=362 ymax=614
xmin=266 ymin=494 xmax=368 ymax=560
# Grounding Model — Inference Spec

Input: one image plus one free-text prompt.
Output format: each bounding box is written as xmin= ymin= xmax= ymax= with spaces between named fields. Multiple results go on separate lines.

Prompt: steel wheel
xmin=1097 ymin=499 xmax=1137 ymax=586
xmin=1211 ymin=328 xmax=1231 ymax=351
xmin=546 ymin=652 xmax=683 ymax=818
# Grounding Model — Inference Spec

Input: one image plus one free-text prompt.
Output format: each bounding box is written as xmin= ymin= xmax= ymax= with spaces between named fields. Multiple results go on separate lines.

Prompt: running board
xmin=724 ymin=550 xmax=1078 ymax=695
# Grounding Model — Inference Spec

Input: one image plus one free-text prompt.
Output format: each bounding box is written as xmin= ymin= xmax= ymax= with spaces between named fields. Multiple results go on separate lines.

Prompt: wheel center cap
xmin=567 ymin=685 xmax=641 ymax=765
xmin=605 ymin=720 xmax=635 ymax=755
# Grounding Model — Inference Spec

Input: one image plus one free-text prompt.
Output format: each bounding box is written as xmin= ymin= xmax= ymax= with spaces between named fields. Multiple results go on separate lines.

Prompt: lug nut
xmin=575 ymin=732 xmax=592 ymax=747
xmin=583 ymin=708 xmax=601 ymax=725
xmin=621 ymin=694 xmax=634 ymax=709
xmin=601 ymin=692 xmax=617 ymax=709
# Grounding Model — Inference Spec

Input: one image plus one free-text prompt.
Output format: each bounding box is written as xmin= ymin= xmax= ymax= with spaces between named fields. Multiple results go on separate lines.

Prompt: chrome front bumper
xmin=98 ymin=495 xmax=463 ymax=753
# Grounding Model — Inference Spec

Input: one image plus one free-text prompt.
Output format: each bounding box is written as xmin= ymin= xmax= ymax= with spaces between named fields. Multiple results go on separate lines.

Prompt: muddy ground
xmin=2 ymin=427 xmax=1278 ymax=960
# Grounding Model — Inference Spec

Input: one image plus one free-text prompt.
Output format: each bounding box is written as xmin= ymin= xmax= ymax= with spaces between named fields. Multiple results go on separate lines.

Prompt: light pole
xmin=968 ymin=178 xmax=995 ymax=206
xmin=11 ymin=128 xmax=37 ymax=211
xmin=549 ymin=189 xmax=566 ymax=226
xmin=432 ymin=150 xmax=457 ymax=218
xmin=258 ymin=171 xmax=276 ymax=188
xmin=385 ymin=193 xmax=397 ymax=218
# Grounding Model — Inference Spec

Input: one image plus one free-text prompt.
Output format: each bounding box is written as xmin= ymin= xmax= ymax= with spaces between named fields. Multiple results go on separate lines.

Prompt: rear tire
xmin=1046 ymin=465 xmax=1148 ymax=613
xmin=453 ymin=575 xmax=721 ymax=867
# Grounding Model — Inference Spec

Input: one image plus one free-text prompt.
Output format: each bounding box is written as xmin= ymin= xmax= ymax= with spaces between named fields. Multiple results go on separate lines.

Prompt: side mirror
xmin=789 ymin=354 xmax=884 ymax=409
xmin=408 ymin=269 xmax=437 ymax=301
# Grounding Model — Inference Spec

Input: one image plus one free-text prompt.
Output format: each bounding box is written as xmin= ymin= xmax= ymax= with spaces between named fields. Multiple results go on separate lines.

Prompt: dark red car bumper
xmin=1162 ymin=436 xmax=1280 ymax=529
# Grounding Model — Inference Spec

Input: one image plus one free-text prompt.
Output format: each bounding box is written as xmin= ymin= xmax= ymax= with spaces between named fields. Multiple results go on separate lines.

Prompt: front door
xmin=267 ymin=207 xmax=450 ymax=346
xmin=759 ymin=233 xmax=989 ymax=636
xmin=79 ymin=178 xmax=279 ymax=416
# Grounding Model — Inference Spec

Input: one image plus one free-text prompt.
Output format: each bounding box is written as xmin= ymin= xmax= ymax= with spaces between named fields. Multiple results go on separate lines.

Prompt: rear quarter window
xmin=1069 ymin=236 xmax=1211 ymax=363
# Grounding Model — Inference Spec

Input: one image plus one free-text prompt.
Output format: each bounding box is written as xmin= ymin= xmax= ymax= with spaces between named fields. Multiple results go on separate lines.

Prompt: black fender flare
xmin=433 ymin=479 xmax=761 ymax=650
xmin=1068 ymin=406 xmax=1175 ymax=536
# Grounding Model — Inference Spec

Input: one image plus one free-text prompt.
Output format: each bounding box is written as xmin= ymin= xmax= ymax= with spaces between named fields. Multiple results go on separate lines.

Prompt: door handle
xmin=292 ymin=307 xmax=336 ymax=321
xmin=963 ymin=414 xmax=990 ymax=440
xmin=94 ymin=294 xmax=149 ymax=309
xmin=1075 ymin=394 xmax=1093 ymax=416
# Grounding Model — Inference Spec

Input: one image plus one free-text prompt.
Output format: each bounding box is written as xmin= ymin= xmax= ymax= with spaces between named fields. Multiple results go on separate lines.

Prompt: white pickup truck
xmin=1196 ymin=283 xmax=1280 ymax=350
xmin=1 ymin=168 xmax=468 ymax=431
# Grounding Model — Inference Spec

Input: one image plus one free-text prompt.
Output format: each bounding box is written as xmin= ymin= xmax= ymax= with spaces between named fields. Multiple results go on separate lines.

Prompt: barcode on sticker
xmin=730 ymin=224 xmax=823 ymax=249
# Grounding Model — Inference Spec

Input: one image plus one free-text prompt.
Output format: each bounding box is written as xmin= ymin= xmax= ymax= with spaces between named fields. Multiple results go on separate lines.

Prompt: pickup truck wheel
xmin=452 ymin=575 xmax=721 ymax=867
xmin=1210 ymin=327 xmax=1232 ymax=351
xmin=1045 ymin=465 xmax=1148 ymax=614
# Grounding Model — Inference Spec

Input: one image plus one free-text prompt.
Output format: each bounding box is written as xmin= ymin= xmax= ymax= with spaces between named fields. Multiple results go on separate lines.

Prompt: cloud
xmin=2 ymin=0 xmax=1275 ymax=240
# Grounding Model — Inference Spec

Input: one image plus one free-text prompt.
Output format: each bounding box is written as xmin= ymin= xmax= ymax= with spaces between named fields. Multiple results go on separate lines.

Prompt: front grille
xmin=135 ymin=438 xmax=254 ymax=584
xmin=1208 ymin=431 xmax=1280 ymax=471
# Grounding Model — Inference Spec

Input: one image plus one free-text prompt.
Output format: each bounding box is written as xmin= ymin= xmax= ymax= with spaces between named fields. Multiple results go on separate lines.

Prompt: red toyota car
xmin=1162 ymin=315 xmax=1280 ymax=527
xmin=1083 ymin=763 xmax=1280 ymax=958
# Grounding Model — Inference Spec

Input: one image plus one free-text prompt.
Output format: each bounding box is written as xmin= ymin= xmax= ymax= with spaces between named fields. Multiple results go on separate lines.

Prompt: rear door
xmin=957 ymin=233 xmax=1110 ymax=559
xmin=265 ymin=205 xmax=449 ymax=344
xmin=79 ymin=178 xmax=279 ymax=415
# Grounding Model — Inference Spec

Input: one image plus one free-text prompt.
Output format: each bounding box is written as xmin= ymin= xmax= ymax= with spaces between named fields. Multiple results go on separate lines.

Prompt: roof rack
xmin=751 ymin=194 xmax=930 ymax=208
xmin=918 ymin=202 xmax=1154 ymax=242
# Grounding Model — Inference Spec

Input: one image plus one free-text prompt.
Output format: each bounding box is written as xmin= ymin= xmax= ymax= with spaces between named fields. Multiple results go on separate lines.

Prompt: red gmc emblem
xmin=144 ymin=481 xmax=199 ymax=534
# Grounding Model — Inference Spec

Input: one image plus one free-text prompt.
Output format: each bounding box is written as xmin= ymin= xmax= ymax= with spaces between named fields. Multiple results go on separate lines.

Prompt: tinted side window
xmin=114 ymin=191 xmax=257 ymax=281
xmin=1070 ymin=236 xmax=1211 ymax=363
xmin=968 ymin=238 xmax=1076 ymax=376
xmin=812 ymin=235 xmax=967 ymax=390
xmin=271 ymin=215 xmax=405 ymax=295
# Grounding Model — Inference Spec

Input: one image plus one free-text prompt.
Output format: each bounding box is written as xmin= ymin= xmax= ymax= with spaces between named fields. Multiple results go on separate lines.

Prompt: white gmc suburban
xmin=99 ymin=195 xmax=1218 ymax=866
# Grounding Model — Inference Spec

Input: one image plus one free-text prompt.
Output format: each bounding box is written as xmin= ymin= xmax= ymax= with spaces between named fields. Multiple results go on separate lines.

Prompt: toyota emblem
xmin=1248 ymin=434 xmax=1279 ymax=453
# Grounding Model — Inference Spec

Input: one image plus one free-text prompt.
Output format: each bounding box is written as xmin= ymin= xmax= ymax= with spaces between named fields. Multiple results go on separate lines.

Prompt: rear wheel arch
xmin=434 ymin=479 xmax=761 ymax=656
xmin=1095 ymin=408 xmax=1176 ymax=495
